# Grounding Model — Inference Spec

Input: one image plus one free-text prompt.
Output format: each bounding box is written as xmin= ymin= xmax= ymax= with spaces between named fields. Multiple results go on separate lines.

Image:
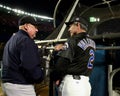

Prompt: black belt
xmin=72 ymin=75 xmax=81 ymax=80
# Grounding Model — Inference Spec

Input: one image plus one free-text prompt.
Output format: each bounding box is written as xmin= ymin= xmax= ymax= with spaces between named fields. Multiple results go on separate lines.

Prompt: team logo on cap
xmin=75 ymin=17 xmax=80 ymax=21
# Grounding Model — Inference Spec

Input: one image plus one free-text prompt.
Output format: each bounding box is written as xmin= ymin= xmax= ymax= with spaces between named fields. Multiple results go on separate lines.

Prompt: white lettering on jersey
xmin=77 ymin=38 xmax=96 ymax=50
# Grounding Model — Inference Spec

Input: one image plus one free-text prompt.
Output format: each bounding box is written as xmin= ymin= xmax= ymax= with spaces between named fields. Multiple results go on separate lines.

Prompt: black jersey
xmin=57 ymin=32 xmax=96 ymax=76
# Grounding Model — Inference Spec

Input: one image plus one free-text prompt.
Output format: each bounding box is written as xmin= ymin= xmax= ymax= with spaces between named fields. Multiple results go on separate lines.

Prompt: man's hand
xmin=56 ymin=80 xmax=60 ymax=86
xmin=54 ymin=44 xmax=64 ymax=51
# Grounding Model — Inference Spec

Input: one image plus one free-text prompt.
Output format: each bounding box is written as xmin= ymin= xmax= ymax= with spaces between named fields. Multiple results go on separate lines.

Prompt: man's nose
xmin=36 ymin=28 xmax=38 ymax=32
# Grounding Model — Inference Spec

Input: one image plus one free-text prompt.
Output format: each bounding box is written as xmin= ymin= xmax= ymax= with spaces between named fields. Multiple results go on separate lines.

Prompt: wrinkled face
xmin=25 ymin=23 xmax=38 ymax=39
xmin=68 ymin=22 xmax=79 ymax=36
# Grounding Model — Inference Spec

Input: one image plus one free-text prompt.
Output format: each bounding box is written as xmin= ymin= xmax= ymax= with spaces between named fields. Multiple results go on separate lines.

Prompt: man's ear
xmin=24 ymin=24 xmax=28 ymax=31
xmin=79 ymin=23 xmax=82 ymax=29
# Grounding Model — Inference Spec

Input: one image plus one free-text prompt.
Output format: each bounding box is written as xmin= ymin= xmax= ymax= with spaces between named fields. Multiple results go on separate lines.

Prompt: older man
xmin=53 ymin=16 xmax=96 ymax=96
xmin=1 ymin=16 xmax=44 ymax=96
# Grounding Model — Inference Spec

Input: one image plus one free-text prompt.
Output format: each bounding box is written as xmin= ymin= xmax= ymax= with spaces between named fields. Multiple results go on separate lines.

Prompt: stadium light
xmin=0 ymin=4 xmax=53 ymax=20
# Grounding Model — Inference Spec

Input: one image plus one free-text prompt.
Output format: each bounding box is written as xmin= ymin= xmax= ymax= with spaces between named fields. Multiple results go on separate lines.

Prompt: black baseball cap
xmin=18 ymin=16 xmax=40 ymax=26
xmin=65 ymin=16 xmax=88 ymax=28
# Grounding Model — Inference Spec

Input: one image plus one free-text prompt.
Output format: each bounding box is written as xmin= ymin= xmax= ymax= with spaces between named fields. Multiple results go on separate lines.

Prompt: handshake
xmin=54 ymin=43 xmax=68 ymax=51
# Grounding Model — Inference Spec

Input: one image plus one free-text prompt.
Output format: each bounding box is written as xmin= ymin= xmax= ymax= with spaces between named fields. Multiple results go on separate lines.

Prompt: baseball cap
xmin=65 ymin=16 xmax=88 ymax=28
xmin=18 ymin=16 xmax=40 ymax=26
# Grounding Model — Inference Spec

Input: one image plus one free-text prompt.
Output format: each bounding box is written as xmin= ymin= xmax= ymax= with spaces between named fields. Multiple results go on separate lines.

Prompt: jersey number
xmin=87 ymin=49 xmax=95 ymax=69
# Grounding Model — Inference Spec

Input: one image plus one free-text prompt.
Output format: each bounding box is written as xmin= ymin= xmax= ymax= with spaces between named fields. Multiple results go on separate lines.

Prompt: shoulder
xmin=77 ymin=38 xmax=96 ymax=50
